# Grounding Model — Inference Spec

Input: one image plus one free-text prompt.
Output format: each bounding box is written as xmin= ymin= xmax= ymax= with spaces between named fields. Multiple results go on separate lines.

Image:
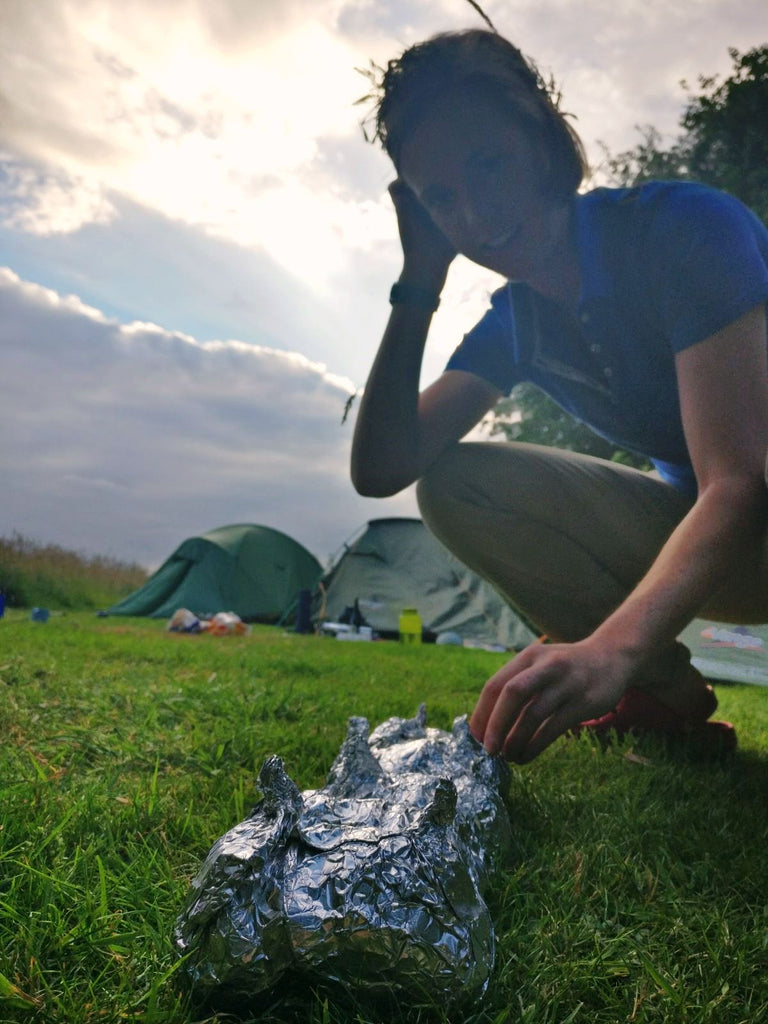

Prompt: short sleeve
xmin=444 ymin=284 xmax=522 ymax=392
xmin=645 ymin=184 xmax=768 ymax=353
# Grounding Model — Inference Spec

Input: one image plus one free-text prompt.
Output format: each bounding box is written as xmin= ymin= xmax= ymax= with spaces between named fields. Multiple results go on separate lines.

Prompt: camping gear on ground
xmin=167 ymin=608 xmax=251 ymax=635
xmin=205 ymin=611 xmax=251 ymax=636
xmin=167 ymin=608 xmax=204 ymax=633
xmin=436 ymin=630 xmax=463 ymax=646
xmin=398 ymin=606 xmax=422 ymax=644
xmin=174 ymin=705 xmax=510 ymax=1012
xmin=109 ymin=524 xmax=322 ymax=622
xmin=679 ymin=618 xmax=768 ymax=687
xmin=294 ymin=588 xmax=312 ymax=634
xmin=318 ymin=621 xmax=352 ymax=637
xmin=30 ymin=607 xmax=49 ymax=623
xmin=337 ymin=598 xmax=367 ymax=629
xmin=336 ymin=625 xmax=374 ymax=641
xmin=314 ymin=518 xmax=536 ymax=649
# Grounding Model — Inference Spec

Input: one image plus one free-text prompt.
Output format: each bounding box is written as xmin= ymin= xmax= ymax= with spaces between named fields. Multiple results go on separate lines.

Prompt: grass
xmin=1 ymin=610 xmax=768 ymax=1023
xmin=0 ymin=533 xmax=148 ymax=611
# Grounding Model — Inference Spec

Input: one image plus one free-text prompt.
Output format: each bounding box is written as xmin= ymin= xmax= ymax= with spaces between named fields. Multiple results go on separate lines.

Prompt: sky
xmin=2 ymin=0 xmax=766 ymax=570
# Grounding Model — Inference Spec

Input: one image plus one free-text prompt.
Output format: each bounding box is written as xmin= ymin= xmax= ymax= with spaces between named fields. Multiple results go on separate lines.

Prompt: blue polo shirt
xmin=445 ymin=181 xmax=768 ymax=496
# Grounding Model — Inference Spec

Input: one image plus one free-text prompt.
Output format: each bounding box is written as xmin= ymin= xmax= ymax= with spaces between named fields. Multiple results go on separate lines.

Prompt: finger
xmin=481 ymin=665 xmax=549 ymax=756
xmin=387 ymin=179 xmax=409 ymax=212
xmin=469 ymin=679 xmax=506 ymax=743
xmin=388 ymin=178 xmax=416 ymax=205
xmin=512 ymin=701 xmax=586 ymax=764
xmin=469 ymin=654 xmax=533 ymax=742
xmin=496 ymin=677 xmax=567 ymax=761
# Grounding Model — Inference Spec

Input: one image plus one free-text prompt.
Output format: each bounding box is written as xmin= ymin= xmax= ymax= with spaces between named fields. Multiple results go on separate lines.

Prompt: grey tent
xmin=679 ymin=618 xmax=768 ymax=687
xmin=110 ymin=523 xmax=322 ymax=621
xmin=314 ymin=517 xmax=537 ymax=649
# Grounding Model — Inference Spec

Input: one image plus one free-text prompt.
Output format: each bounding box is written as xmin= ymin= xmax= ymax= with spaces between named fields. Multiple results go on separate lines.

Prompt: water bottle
xmin=398 ymin=607 xmax=422 ymax=645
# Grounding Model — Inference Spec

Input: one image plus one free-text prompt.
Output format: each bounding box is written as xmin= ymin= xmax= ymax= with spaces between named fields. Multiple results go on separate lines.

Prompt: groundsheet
xmin=680 ymin=618 xmax=768 ymax=687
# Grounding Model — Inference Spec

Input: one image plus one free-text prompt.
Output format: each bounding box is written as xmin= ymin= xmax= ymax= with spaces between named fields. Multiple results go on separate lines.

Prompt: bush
xmin=0 ymin=532 xmax=148 ymax=610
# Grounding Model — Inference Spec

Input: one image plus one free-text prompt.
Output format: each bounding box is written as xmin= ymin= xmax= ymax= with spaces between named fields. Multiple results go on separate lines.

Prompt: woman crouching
xmin=351 ymin=29 xmax=768 ymax=762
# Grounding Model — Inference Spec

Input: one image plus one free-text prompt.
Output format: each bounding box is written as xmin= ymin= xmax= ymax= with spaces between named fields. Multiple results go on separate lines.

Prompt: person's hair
xmin=363 ymin=29 xmax=588 ymax=199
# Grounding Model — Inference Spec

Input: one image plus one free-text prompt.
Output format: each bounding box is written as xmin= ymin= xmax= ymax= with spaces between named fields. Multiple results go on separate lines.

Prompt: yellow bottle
xmin=398 ymin=607 xmax=422 ymax=645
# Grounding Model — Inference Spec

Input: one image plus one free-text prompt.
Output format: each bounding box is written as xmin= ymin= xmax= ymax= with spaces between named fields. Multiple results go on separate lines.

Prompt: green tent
xmin=110 ymin=523 xmax=322 ymax=621
xmin=314 ymin=517 xmax=537 ymax=649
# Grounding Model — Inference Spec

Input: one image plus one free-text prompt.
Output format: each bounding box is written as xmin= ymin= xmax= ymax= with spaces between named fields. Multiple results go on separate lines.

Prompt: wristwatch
xmin=389 ymin=282 xmax=441 ymax=312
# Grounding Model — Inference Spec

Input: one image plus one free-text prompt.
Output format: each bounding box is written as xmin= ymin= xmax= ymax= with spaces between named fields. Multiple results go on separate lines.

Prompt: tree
xmin=489 ymin=44 xmax=768 ymax=458
xmin=488 ymin=388 xmax=648 ymax=466
xmin=606 ymin=45 xmax=768 ymax=223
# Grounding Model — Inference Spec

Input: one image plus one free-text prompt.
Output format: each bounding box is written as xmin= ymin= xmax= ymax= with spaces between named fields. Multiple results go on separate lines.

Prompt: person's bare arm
xmin=352 ymin=178 xmax=502 ymax=496
xmin=471 ymin=303 xmax=768 ymax=762
xmin=590 ymin=302 xmax=768 ymax=653
xmin=352 ymin=353 xmax=502 ymax=497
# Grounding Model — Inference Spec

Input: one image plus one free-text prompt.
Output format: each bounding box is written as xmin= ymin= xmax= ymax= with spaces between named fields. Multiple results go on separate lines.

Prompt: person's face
xmin=398 ymin=87 xmax=568 ymax=281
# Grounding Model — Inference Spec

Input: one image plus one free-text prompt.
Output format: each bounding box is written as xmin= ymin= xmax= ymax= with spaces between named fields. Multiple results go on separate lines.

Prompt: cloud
xmin=0 ymin=0 xmax=532 ymax=402
xmin=3 ymin=0 xmax=763 ymax=308
xmin=0 ymin=268 xmax=418 ymax=566
xmin=2 ymin=0 xmax=765 ymax=571
xmin=3 ymin=0 xmax=763 ymax=222
xmin=0 ymin=159 xmax=117 ymax=235
xmin=0 ymin=194 xmax=365 ymax=369
xmin=0 ymin=0 xmax=523 ymax=294
xmin=0 ymin=0 xmax=370 ymax=280
xmin=484 ymin=0 xmax=767 ymax=159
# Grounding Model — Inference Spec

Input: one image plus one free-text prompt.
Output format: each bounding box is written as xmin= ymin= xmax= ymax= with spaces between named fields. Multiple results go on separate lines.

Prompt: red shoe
xmin=576 ymin=686 xmax=737 ymax=754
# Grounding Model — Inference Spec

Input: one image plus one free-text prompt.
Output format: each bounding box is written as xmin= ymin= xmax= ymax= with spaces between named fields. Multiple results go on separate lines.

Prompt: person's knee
xmin=417 ymin=443 xmax=513 ymax=557
xmin=418 ymin=440 xmax=533 ymax=520
xmin=416 ymin=448 xmax=458 ymax=530
xmin=416 ymin=443 xmax=483 ymax=526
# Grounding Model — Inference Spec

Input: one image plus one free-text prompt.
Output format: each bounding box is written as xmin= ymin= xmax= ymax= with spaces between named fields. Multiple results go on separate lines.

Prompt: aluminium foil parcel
xmin=174 ymin=705 xmax=511 ymax=1009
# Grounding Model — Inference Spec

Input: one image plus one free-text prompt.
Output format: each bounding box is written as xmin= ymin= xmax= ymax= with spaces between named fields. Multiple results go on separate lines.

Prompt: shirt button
xmin=580 ymin=311 xmax=591 ymax=325
xmin=590 ymin=343 xmax=601 ymax=354
xmin=603 ymin=367 xmax=613 ymax=379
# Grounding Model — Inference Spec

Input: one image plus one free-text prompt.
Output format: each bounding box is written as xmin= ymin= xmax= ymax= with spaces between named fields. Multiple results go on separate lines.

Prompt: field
xmin=2 ymin=611 xmax=768 ymax=1024
xmin=0 ymin=534 xmax=148 ymax=612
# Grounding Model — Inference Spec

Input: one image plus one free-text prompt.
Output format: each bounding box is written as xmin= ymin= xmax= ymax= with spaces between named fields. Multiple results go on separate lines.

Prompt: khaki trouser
xmin=416 ymin=442 xmax=768 ymax=658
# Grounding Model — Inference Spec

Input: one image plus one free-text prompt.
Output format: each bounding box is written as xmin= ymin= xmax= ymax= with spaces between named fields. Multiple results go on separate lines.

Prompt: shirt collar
xmin=575 ymin=189 xmax=614 ymax=304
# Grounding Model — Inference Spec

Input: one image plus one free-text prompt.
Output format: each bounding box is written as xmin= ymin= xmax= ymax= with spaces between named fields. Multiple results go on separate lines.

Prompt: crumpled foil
xmin=174 ymin=705 xmax=511 ymax=1009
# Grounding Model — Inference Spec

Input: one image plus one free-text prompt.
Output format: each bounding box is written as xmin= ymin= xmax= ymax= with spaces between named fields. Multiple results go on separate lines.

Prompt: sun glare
xmin=7 ymin=5 xmax=374 ymax=280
